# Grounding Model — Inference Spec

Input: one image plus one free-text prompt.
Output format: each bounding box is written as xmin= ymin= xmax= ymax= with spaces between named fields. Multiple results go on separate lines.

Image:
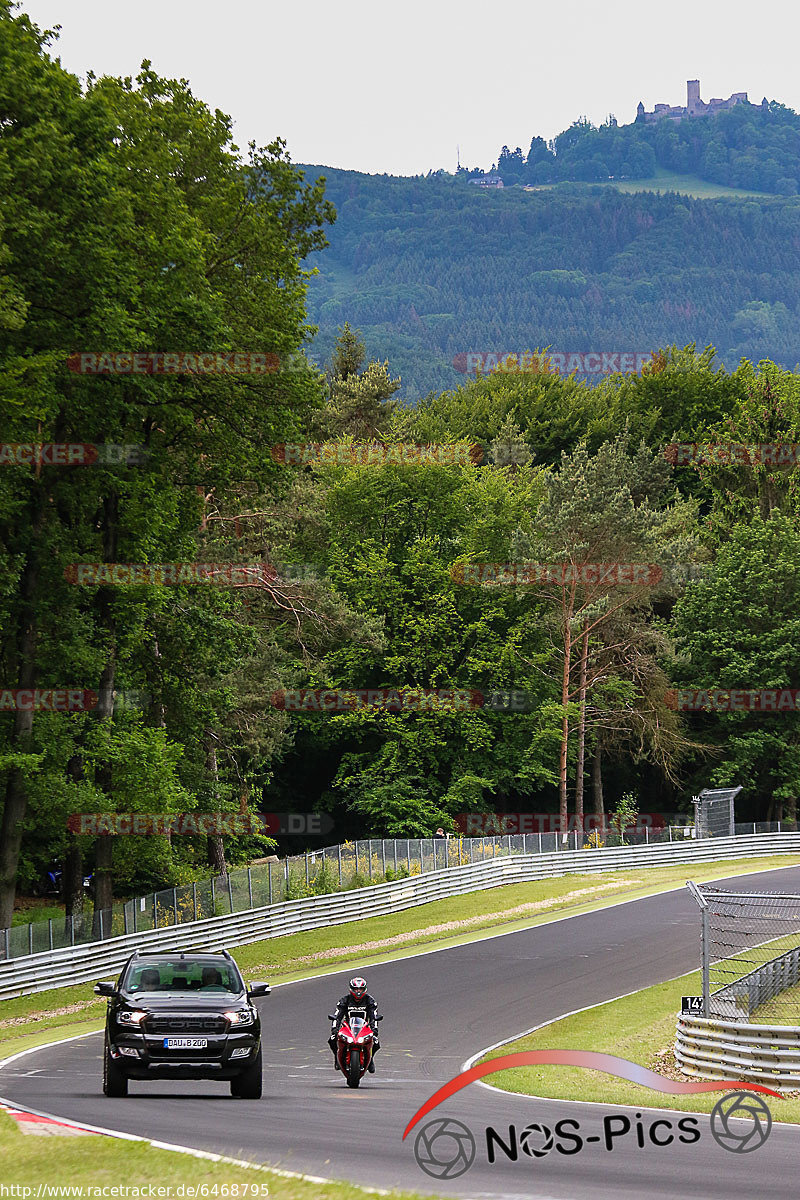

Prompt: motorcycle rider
xmin=328 ymin=976 xmax=381 ymax=1073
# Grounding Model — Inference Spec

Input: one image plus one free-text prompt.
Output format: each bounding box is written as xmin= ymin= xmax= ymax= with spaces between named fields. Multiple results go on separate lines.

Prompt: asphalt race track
xmin=3 ymin=864 xmax=800 ymax=1199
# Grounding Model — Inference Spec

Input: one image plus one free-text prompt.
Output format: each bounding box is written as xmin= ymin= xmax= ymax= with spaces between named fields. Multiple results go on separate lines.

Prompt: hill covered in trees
xmin=481 ymin=101 xmax=800 ymax=194
xmin=300 ymin=167 xmax=800 ymax=399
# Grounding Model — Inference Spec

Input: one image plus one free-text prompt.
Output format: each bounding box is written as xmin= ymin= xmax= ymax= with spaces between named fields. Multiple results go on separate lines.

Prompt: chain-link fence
xmin=2 ymin=820 xmax=786 ymax=962
xmin=688 ymin=881 xmax=800 ymax=1024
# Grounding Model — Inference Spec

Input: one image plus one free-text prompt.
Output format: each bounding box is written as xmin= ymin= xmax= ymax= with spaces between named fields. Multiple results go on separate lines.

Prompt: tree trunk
xmin=0 ymin=549 xmax=39 ymax=930
xmin=90 ymin=493 xmax=118 ymax=934
xmin=558 ymin=616 xmax=573 ymax=845
xmin=92 ymin=835 xmax=114 ymax=938
xmin=574 ymin=620 xmax=589 ymax=837
xmin=204 ymin=729 xmax=227 ymax=877
xmin=592 ymin=740 xmax=604 ymax=839
xmin=63 ymin=840 xmax=84 ymax=939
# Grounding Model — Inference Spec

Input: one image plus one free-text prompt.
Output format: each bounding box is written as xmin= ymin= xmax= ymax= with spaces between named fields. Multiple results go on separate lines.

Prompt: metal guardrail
xmin=676 ymin=1013 xmax=800 ymax=1087
xmin=2 ymin=831 xmax=799 ymax=1001
xmin=5 ymin=821 xmax=787 ymax=961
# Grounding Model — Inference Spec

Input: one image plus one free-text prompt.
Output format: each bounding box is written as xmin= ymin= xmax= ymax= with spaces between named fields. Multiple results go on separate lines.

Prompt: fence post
xmin=28 ymin=922 xmax=33 ymax=955
xmin=645 ymin=825 xmax=649 ymax=845
xmin=210 ymin=877 xmax=215 ymax=916
xmin=5 ymin=926 xmax=10 ymax=959
xmin=394 ymin=839 xmax=398 ymax=873
xmin=419 ymin=838 xmax=424 ymax=871
xmin=538 ymin=831 xmax=542 ymax=854
xmin=355 ymin=842 xmax=359 ymax=877
xmin=669 ymin=826 xmax=672 ymax=843
xmin=407 ymin=840 xmax=411 ymax=874
xmin=268 ymin=861 xmax=273 ymax=905
xmin=469 ymin=838 xmax=474 ymax=864
xmin=338 ymin=844 xmax=342 ymax=888
xmin=173 ymin=887 xmax=179 ymax=926
xmin=433 ymin=839 xmax=437 ymax=871
xmin=192 ymin=881 xmax=197 ymax=922
xmin=368 ymin=842 xmax=373 ymax=881
xmin=381 ymin=840 xmax=387 ymax=877
xmin=305 ymin=853 xmax=310 ymax=890
xmin=247 ymin=867 xmax=253 ymax=909
xmin=69 ymin=915 xmax=74 ymax=947
xmin=48 ymin=918 xmax=53 ymax=950
xmin=687 ymin=881 xmax=710 ymax=1017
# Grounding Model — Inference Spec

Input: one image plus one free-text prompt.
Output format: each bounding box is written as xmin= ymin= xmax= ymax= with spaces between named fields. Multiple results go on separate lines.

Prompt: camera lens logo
xmin=413 ymin=1117 xmax=476 ymax=1179
xmin=520 ymin=1122 xmax=554 ymax=1157
xmin=710 ymin=1092 xmax=772 ymax=1153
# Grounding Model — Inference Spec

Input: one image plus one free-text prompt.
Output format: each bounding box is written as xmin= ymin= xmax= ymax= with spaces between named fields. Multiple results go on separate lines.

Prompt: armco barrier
xmin=676 ymin=1012 xmax=800 ymax=1088
xmin=1 ymin=832 xmax=799 ymax=1001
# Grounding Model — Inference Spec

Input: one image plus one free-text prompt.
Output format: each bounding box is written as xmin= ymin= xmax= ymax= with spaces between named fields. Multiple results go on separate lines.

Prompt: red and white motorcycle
xmin=329 ymin=1009 xmax=382 ymax=1087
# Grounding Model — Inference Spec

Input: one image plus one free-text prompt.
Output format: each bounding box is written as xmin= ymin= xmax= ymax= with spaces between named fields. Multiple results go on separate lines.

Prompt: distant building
xmin=469 ymin=175 xmax=504 ymax=188
xmin=636 ymin=79 xmax=758 ymax=123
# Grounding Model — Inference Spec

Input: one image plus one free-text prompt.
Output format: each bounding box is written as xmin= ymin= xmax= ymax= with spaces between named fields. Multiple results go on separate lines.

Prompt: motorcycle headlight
xmin=117 ymin=1009 xmax=146 ymax=1026
xmin=224 ymin=1008 xmax=255 ymax=1027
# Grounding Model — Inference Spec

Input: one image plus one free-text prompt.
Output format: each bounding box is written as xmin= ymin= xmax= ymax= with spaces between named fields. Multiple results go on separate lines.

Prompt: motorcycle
xmin=328 ymin=1009 xmax=383 ymax=1088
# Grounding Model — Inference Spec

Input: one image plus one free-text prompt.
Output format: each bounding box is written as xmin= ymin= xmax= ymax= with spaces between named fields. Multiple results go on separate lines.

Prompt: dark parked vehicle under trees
xmin=95 ymin=950 xmax=269 ymax=1098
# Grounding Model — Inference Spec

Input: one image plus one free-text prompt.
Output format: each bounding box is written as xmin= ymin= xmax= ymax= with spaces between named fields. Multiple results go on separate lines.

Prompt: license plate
xmin=163 ymin=1037 xmax=208 ymax=1049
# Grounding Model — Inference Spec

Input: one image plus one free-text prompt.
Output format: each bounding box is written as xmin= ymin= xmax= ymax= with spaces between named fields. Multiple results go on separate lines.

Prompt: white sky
xmin=19 ymin=0 xmax=800 ymax=176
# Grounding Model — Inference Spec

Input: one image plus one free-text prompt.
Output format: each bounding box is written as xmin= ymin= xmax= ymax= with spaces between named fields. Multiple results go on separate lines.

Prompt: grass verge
xmin=478 ymin=967 xmax=800 ymax=1122
xmin=2 ymin=852 xmax=798 ymax=1061
xmin=0 ymin=1109 xmax=430 ymax=1198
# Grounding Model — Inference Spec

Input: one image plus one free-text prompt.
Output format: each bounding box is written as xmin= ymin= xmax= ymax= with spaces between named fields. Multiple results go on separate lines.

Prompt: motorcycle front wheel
xmin=346 ymin=1052 xmax=361 ymax=1088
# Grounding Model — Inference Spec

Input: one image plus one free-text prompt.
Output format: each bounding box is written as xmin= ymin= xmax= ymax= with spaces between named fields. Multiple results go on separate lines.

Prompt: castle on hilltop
xmin=636 ymin=80 xmax=764 ymax=123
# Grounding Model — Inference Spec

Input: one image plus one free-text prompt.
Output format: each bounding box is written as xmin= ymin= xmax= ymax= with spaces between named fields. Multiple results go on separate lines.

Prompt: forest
xmin=301 ymin=167 xmax=800 ymax=399
xmin=2 ymin=2 xmax=800 ymax=926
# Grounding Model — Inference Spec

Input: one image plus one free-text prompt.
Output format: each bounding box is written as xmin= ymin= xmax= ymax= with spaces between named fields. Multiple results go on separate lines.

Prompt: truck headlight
xmin=224 ymin=1009 xmax=255 ymax=1027
xmin=117 ymin=1009 xmax=146 ymax=1026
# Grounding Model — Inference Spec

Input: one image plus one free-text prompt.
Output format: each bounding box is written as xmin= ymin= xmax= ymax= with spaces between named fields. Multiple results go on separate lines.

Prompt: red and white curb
xmin=0 ymin=1101 xmax=94 ymax=1136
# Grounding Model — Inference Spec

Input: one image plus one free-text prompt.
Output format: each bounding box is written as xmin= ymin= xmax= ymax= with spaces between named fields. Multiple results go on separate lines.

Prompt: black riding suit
xmin=328 ymin=993 xmax=381 ymax=1058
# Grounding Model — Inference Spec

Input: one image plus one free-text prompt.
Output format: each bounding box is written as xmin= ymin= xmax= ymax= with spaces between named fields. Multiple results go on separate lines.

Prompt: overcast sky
xmin=19 ymin=0 xmax=800 ymax=176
